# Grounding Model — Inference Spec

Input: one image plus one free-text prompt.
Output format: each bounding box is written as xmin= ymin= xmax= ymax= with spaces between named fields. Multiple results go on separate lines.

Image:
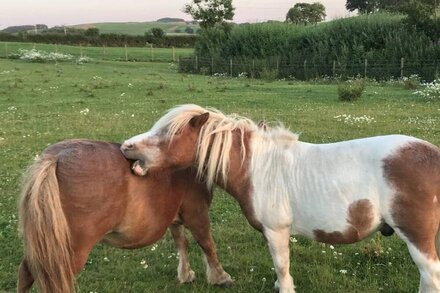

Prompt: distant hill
xmin=2 ymin=24 xmax=48 ymax=34
xmin=157 ymin=18 xmax=185 ymax=23
xmin=70 ymin=20 xmax=199 ymax=36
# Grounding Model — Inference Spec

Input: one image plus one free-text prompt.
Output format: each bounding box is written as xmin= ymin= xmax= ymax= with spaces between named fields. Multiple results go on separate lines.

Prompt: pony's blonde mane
xmin=152 ymin=104 xmax=258 ymax=187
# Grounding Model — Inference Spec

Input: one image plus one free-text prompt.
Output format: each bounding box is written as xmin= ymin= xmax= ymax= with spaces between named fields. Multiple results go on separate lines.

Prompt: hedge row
xmin=0 ymin=32 xmax=197 ymax=48
xmin=189 ymin=13 xmax=440 ymax=80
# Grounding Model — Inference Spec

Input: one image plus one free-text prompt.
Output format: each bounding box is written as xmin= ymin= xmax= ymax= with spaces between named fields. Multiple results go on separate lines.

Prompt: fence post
xmin=103 ymin=44 xmax=106 ymax=55
xmin=252 ymin=59 xmax=255 ymax=79
xmin=125 ymin=44 xmax=128 ymax=62
xmin=304 ymin=60 xmax=308 ymax=80
xmin=150 ymin=44 xmax=154 ymax=62
xmin=172 ymin=46 xmax=176 ymax=62
xmin=230 ymin=58 xmax=233 ymax=76
xmin=211 ymin=57 xmax=214 ymax=75
xmin=332 ymin=60 xmax=336 ymax=77
xmin=400 ymin=57 xmax=405 ymax=78
xmin=364 ymin=59 xmax=368 ymax=78
xmin=276 ymin=57 xmax=280 ymax=73
xmin=436 ymin=61 xmax=439 ymax=79
xmin=195 ymin=55 xmax=198 ymax=72
xmin=80 ymin=44 xmax=83 ymax=57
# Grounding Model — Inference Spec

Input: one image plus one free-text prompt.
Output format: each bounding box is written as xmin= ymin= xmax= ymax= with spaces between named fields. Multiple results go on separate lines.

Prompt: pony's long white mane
xmin=152 ymin=104 xmax=298 ymax=187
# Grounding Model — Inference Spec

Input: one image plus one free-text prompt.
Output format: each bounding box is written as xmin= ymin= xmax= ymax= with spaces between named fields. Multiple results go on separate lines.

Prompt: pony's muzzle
xmin=121 ymin=142 xmax=134 ymax=152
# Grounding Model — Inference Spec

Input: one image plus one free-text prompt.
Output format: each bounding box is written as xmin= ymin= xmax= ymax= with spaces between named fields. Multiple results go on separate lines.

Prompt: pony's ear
xmin=189 ymin=112 xmax=209 ymax=128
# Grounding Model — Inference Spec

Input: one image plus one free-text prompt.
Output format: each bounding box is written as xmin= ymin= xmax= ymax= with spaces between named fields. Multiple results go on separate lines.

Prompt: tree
xmin=345 ymin=0 xmax=380 ymax=14
xmin=183 ymin=0 xmax=235 ymax=29
xmin=346 ymin=0 xmax=439 ymax=14
xmin=148 ymin=27 xmax=165 ymax=38
xmin=85 ymin=28 xmax=99 ymax=37
xmin=286 ymin=2 xmax=326 ymax=25
xmin=185 ymin=26 xmax=195 ymax=34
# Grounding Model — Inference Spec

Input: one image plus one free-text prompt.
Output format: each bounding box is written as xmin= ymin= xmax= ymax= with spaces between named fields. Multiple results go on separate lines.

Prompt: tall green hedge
xmin=188 ymin=13 xmax=440 ymax=80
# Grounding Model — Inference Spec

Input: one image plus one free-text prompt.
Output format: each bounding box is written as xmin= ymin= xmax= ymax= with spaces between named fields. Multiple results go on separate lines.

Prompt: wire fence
xmin=179 ymin=56 xmax=440 ymax=81
xmin=2 ymin=41 xmax=439 ymax=81
xmin=1 ymin=42 xmax=194 ymax=63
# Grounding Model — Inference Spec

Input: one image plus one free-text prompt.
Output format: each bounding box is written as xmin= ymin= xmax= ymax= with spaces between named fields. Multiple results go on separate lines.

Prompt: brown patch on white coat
xmin=383 ymin=141 xmax=440 ymax=260
xmin=313 ymin=199 xmax=375 ymax=244
xmin=216 ymin=129 xmax=263 ymax=232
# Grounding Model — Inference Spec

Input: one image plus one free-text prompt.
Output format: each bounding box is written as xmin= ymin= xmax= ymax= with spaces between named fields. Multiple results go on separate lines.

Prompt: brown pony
xmin=17 ymin=139 xmax=232 ymax=293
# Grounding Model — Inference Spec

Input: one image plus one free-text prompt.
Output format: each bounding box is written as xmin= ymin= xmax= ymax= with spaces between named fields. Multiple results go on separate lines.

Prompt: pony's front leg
xmin=169 ymin=223 xmax=196 ymax=283
xmin=264 ymin=227 xmax=295 ymax=293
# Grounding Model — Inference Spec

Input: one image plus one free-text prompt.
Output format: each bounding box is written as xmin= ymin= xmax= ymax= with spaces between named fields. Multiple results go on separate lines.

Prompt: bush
xmin=413 ymin=79 xmax=440 ymax=100
xmin=259 ymin=67 xmax=278 ymax=81
xmin=338 ymin=79 xmax=365 ymax=101
xmin=10 ymin=49 xmax=74 ymax=63
xmin=402 ymin=74 xmax=420 ymax=90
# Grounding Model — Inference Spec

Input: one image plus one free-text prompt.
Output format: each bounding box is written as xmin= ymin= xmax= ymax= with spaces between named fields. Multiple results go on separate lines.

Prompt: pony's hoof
xmin=179 ymin=269 xmax=196 ymax=283
xmin=213 ymin=272 xmax=234 ymax=287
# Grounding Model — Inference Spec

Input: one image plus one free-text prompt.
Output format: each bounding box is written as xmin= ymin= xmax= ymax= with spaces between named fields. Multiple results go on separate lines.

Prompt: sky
xmin=0 ymin=0 xmax=351 ymax=29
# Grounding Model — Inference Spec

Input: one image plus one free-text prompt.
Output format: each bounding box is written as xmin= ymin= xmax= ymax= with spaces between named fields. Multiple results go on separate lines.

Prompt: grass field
xmin=1 ymin=42 xmax=194 ymax=62
xmin=72 ymin=21 xmax=199 ymax=36
xmin=0 ymin=57 xmax=439 ymax=292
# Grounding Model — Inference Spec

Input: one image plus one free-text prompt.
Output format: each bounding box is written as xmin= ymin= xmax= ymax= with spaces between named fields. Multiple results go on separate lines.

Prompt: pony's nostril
xmin=122 ymin=143 xmax=134 ymax=151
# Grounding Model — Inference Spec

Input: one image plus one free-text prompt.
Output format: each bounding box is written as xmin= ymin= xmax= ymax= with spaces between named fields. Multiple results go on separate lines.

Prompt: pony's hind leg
xmin=17 ymin=258 xmax=33 ymax=293
xmin=392 ymin=204 xmax=440 ymax=292
xmin=402 ymin=236 xmax=440 ymax=293
xmin=169 ymin=223 xmax=196 ymax=283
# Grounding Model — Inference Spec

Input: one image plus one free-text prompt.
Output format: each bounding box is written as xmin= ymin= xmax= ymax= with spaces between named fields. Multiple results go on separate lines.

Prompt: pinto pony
xmin=121 ymin=104 xmax=440 ymax=293
xmin=18 ymin=139 xmax=232 ymax=293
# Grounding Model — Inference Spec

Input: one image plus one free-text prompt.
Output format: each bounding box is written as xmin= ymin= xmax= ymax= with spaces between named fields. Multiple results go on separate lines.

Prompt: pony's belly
xmin=291 ymin=197 xmax=383 ymax=244
xmin=102 ymin=225 xmax=168 ymax=249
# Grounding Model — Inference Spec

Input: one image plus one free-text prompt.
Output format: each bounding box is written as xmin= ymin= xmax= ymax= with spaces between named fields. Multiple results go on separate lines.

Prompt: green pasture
xmin=0 ymin=57 xmax=439 ymax=292
xmin=73 ymin=21 xmax=199 ymax=36
xmin=1 ymin=42 xmax=194 ymax=62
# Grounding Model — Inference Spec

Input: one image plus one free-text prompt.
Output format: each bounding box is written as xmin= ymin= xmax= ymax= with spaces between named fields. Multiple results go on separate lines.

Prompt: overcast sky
xmin=0 ymin=0 xmax=351 ymax=29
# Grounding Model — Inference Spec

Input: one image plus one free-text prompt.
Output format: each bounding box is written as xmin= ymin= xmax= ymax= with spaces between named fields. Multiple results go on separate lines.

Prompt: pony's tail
xmin=18 ymin=155 xmax=74 ymax=293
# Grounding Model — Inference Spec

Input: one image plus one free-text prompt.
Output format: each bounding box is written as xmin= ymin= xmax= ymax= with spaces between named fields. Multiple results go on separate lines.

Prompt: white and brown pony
xmin=121 ymin=104 xmax=440 ymax=293
xmin=18 ymin=139 xmax=232 ymax=293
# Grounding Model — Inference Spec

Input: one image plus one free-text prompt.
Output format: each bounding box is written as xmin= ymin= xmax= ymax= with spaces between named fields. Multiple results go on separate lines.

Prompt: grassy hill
xmin=72 ymin=21 xmax=199 ymax=36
